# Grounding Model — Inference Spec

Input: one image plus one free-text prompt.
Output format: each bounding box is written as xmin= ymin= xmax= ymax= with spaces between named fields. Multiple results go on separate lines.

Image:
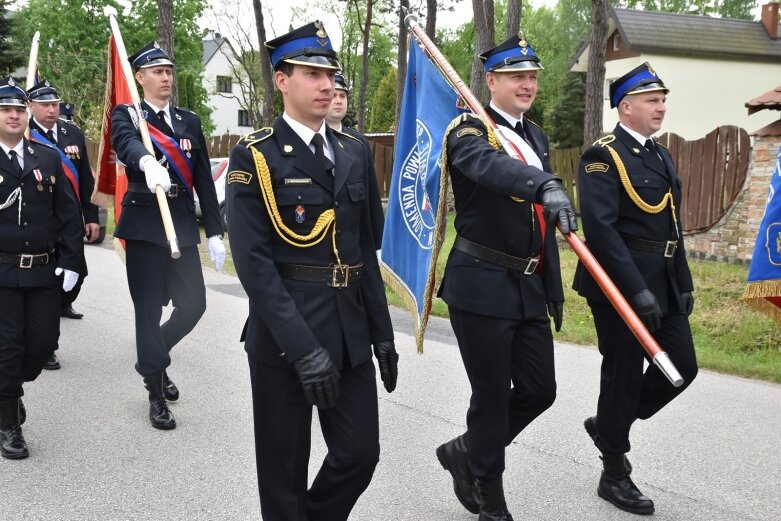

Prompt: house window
xmin=604 ymin=78 xmax=614 ymax=101
xmin=238 ymin=110 xmax=251 ymax=127
xmin=612 ymin=34 xmax=620 ymax=51
xmin=216 ymin=75 xmax=232 ymax=93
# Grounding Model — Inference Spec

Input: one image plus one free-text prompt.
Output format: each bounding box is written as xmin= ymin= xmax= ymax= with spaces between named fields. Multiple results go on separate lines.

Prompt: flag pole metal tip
xmin=653 ymin=351 xmax=684 ymax=387
xmin=169 ymin=239 xmax=181 ymax=259
xmin=404 ymin=14 xmax=419 ymax=30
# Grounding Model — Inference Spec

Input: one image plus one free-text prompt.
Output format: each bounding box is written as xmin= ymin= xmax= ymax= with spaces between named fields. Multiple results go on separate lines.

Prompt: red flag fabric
xmin=95 ymin=35 xmax=134 ymax=227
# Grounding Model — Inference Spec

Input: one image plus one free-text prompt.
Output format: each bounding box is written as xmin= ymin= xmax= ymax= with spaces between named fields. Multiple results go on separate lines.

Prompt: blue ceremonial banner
xmin=380 ymin=41 xmax=464 ymax=352
xmin=743 ymin=144 xmax=781 ymax=323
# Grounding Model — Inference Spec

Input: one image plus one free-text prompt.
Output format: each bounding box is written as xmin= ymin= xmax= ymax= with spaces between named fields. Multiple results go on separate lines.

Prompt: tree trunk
xmin=505 ymin=0 xmax=521 ymax=39
xmin=470 ymin=0 xmax=494 ymax=104
xmin=395 ymin=0 xmax=409 ymax=138
xmin=252 ymin=0 xmax=276 ymax=125
xmin=583 ymin=0 xmax=609 ymax=145
xmin=357 ymin=0 xmax=375 ymax=132
xmin=425 ymin=0 xmax=437 ymax=41
xmin=156 ymin=0 xmax=177 ymax=106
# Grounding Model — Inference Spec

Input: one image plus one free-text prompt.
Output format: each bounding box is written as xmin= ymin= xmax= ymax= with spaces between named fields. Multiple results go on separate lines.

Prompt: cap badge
xmin=315 ymin=21 xmax=327 ymax=39
xmin=44 ymin=80 xmax=50 ymax=87
xmin=518 ymin=32 xmax=528 ymax=48
xmin=154 ymin=42 xmax=161 ymax=49
xmin=8 ymin=79 xmax=15 ymax=87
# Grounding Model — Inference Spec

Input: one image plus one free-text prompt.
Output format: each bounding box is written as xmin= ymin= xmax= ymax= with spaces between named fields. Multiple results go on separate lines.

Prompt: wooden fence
xmin=658 ymin=126 xmax=750 ymax=233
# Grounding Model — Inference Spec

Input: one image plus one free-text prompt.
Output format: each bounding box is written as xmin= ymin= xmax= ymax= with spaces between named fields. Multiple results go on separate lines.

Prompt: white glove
xmin=55 ymin=267 xmax=80 ymax=292
xmin=140 ymin=155 xmax=171 ymax=192
xmin=208 ymin=235 xmax=226 ymax=272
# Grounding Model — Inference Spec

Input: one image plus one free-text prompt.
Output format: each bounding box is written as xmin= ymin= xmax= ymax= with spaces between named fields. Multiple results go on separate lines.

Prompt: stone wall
xmin=684 ymin=134 xmax=781 ymax=265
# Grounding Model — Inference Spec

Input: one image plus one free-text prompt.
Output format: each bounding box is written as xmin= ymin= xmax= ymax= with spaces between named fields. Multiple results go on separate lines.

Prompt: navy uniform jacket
xmin=438 ymin=108 xmax=563 ymax=320
xmin=0 ymin=139 xmax=83 ymax=286
xmin=573 ymin=124 xmax=693 ymax=313
xmin=226 ymin=117 xmax=393 ymax=370
xmin=29 ymin=117 xmax=98 ymax=225
xmin=110 ymin=101 xmax=222 ymax=247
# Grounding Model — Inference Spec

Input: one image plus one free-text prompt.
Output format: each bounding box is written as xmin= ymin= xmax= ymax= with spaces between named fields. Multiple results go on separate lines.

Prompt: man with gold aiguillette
xmin=573 ymin=62 xmax=698 ymax=515
xmin=226 ymin=21 xmax=398 ymax=521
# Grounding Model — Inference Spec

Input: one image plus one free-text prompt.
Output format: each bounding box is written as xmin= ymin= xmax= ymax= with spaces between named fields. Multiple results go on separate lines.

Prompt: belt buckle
xmin=167 ymin=185 xmax=178 ymax=198
xmin=523 ymin=257 xmax=539 ymax=276
xmin=19 ymin=254 xmax=33 ymax=268
xmin=664 ymin=241 xmax=677 ymax=258
xmin=331 ymin=265 xmax=349 ymax=288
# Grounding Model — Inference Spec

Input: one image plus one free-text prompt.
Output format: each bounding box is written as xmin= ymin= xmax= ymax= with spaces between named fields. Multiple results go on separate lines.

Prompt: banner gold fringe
xmin=741 ymin=280 xmax=781 ymax=324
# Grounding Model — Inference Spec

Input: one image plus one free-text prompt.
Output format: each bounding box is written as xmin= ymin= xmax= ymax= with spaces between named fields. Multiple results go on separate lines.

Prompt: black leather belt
xmin=127 ymin=182 xmax=188 ymax=198
xmin=0 ymin=251 xmax=53 ymax=268
xmin=276 ymin=263 xmax=363 ymax=288
xmin=621 ymin=235 xmax=678 ymax=258
xmin=453 ymin=236 xmax=539 ymax=275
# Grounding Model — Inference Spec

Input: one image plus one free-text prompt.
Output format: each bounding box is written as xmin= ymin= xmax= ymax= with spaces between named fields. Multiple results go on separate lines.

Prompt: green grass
xmin=107 ymin=207 xmax=781 ymax=383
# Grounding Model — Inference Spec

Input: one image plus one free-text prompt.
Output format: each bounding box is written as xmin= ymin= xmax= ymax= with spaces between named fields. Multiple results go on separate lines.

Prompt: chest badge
xmin=180 ymin=138 xmax=192 ymax=158
xmin=61 ymin=126 xmax=68 ymax=136
xmin=33 ymin=169 xmax=43 ymax=191
xmin=295 ymin=204 xmax=305 ymax=224
xmin=175 ymin=113 xmax=182 ymax=121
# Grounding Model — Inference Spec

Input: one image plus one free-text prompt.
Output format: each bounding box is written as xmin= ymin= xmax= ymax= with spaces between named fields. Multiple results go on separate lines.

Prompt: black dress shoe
xmin=145 ymin=373 xmax=176 ymax=430
xmin=0 ymin=399 xmax=29 ymax=460
xmin=436 ymin=435 xmax=480 ymax=513
xmin=476 ymin=478 xmax=514 ymax=521
xmin=43 ymin=354 xmax=61 ymax=370
xmin=163 ymin=371 xmax=179 ymax=402
xmin=598 ymin=454 xmax=654 ymax=515
xmin=584 ymin=416 xmax=632 ymax=474
xmin=61 ymin=304 xmax=83 ymax=319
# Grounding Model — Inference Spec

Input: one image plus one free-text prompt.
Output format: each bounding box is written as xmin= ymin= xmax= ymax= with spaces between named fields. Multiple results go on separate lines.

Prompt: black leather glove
xmin=630 ymin=289 xmax=662 ymax=332
xmin=538 ymin=180 xmax=578 ymax=234
xmin=292 ymin=346 xmax=340 ymax=408
xmin=547 ymin=301 xmax=563 ymax=332
xmin=681 ymin=292 xmax=695 ymax=316
xmin=373 ymin=340 xmax=399 ymax=393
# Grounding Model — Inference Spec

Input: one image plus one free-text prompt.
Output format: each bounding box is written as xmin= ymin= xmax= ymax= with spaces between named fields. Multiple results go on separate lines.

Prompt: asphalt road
xmin=2 ymin=244 xmax=779 ymax=521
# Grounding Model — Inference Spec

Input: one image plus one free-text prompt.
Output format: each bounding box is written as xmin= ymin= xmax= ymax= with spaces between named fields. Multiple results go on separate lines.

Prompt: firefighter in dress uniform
xmin=226 ymin=22 xmax=399 ymax=521
xmin=434 ymin=33 xmax=578 ymax=520
xmin=0 ymin=77 xmax=83 ymax=459
xmin=573 ymin=62 xmax=698 ymax=515
xmin=110 ymin=42 xmax=225 ymax=430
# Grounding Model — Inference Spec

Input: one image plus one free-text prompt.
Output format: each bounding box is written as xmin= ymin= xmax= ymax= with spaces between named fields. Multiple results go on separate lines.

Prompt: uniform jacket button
xmin=334 ymin=201 xmax=340 ymax=208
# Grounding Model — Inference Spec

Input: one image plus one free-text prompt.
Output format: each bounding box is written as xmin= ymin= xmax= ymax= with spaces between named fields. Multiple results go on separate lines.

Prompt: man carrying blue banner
xmin=433 ymin=33 xmax=576 ymax=520
xmin=743 ymin=144 xmax=781 ymax=321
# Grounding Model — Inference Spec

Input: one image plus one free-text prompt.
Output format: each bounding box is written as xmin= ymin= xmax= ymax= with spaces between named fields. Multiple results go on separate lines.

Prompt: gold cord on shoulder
xmin=251 ymin=147 xmax=342 ymax=263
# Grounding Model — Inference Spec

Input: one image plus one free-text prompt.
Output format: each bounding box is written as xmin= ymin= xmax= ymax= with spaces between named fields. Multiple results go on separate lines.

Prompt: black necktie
xmin=644 ymin=139 xmax=656 ymax=154
xmin=8 ymin=150 xmax=22 ymax=176
xmin=514 ymin=121 xmax=538 ymax=155
xmin=311 ymin=133 xmax=334 ymax=172
xmin=45 ymin=129 xmax=56 ymax=143
xmin=157 ymin=110 xmax=173 ymax=136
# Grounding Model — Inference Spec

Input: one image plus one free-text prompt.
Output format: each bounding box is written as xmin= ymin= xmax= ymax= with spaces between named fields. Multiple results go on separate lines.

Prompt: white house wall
xmin=203 ymin=43 xmax=254 ymax=138
xmin=602 ymin=55 xmax=780 ymax=139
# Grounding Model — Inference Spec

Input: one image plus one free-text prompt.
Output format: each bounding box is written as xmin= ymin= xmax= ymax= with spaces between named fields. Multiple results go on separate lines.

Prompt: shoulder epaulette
xmin=58 ymin=118 xmax=84 ymax=134
xmin=525 ymin=118 xmax=543 ymax=131
xmin=334 ymin=128 xmax=360 ymax=143
xmin=593 ymin=134 xmax=616 ymax=147
xmin=656 ymin=141 xmax=668 ymax=151
xmin=242 ymin=127 xmax=273 ymax=148
xmin=175 ymin=107 xmax=195 ymax=115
